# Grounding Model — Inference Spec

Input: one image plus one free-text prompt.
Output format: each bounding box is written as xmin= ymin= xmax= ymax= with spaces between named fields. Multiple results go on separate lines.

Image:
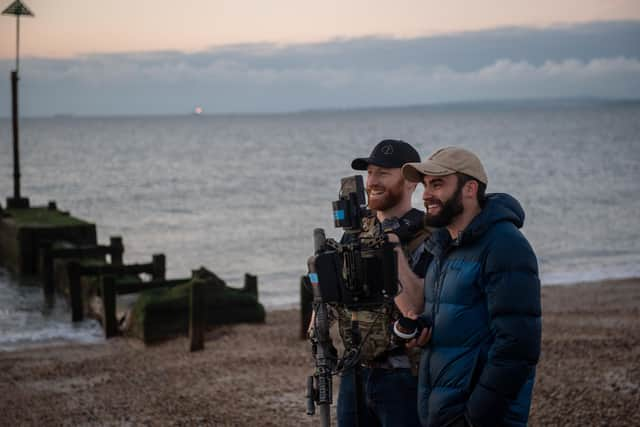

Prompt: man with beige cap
xmin=395 ymin=147 xmax=541 ymax=427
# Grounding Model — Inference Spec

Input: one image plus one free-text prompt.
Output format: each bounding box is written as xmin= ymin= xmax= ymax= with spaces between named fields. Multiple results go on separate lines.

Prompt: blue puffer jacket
xmin=418 ymin=193 xmax=541 ymax=427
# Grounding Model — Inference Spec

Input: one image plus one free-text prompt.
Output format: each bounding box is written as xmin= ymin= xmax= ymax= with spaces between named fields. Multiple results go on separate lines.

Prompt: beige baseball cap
xmin=402 ymin=146 xmax=488 ymax=184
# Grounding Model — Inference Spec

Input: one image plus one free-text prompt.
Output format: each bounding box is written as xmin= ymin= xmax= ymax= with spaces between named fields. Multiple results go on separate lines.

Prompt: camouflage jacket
xmin=335 ymin=208 xmax=430 ymax=363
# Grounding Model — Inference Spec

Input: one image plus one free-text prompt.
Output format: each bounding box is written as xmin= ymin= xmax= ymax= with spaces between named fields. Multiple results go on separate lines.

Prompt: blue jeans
xmin=337 ymin=367 xmax=421 ymax=427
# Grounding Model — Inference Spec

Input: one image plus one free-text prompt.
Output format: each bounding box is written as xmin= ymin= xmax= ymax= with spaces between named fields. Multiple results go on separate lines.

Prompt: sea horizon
xmin=1 ymin=96 xmax=639 ymax=120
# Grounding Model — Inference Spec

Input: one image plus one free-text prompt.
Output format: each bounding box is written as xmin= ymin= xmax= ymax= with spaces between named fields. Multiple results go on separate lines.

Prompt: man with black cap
xmin=334 ymin=139 xmax=429 ymax=427
xmin=392 ymin=146 xmax=541 ymax=427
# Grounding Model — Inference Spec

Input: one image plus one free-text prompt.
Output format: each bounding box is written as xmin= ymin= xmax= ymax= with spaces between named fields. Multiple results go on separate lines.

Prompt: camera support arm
xmin=306 ymin=228 xmax=334 ymax=427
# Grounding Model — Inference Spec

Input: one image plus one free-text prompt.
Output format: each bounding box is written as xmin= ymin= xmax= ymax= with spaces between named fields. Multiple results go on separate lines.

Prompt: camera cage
xmin=315 ymin=175 xmax=399 ymax=310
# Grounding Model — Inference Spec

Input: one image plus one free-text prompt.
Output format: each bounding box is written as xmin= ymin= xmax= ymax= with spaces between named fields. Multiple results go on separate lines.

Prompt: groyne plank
xmin=0 ymin=207 xmax=96 ymax=274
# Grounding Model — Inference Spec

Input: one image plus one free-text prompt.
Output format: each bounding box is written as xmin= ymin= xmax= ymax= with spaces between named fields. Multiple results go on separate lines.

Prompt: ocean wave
xmin=0 ymin=322 xmax=103 ymax=351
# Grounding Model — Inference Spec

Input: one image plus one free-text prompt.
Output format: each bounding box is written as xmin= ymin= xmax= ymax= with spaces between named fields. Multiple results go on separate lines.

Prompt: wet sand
xmin=1 ymin=279 xmax=639 ymax=426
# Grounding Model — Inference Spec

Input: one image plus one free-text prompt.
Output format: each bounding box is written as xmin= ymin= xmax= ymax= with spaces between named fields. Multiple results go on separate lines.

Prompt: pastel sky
xmin=2 ymin=0 xmax=639 ymax=58
xmin=0 ymin=1 xmax=639 ymax=116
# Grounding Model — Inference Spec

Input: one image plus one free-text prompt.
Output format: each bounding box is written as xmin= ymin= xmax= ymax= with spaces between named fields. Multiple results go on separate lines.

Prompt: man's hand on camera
xmin=404 ymin=311 xmax=432 ymax=349
xmin=406 ymin=327 xmax=431 ymax=349
xmin=386 ymin=232 xmax=400 ymax=245
xmin=382 ymin=217 xmax=415 ymax=242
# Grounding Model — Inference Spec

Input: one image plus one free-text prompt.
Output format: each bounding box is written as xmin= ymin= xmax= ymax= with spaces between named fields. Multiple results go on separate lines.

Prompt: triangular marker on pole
xmin=2 ymin=0 xmax=34 ymax=17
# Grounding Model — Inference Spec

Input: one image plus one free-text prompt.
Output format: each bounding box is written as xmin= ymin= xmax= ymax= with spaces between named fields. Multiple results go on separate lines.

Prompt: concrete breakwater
xmin=0 ymin=200 xmax=265 ymax=350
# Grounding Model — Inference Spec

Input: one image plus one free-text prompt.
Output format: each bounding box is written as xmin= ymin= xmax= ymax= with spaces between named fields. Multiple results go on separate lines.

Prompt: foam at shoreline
xmin=2 ymin=269 xmax=638 ymax=351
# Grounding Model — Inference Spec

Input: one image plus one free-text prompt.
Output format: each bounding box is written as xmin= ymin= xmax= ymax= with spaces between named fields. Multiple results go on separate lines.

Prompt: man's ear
xmin=465 ymin=180 xmax=478 ymax=199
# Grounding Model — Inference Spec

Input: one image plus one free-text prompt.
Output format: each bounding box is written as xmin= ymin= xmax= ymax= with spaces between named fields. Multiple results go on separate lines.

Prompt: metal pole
xmin=3 ymin=1 xmax=34 ymax=208
xmin=16 ymin=14 xmax=20 ymax=72
xmin=11 ymin=70 xmax=20 ymax=200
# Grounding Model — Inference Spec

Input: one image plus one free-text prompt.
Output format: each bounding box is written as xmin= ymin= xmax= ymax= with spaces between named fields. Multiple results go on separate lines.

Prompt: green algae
xmin=129 ymin=268 xmax=265 ymax=342
xmin=5 ymin=207 xmax=91 ymax=228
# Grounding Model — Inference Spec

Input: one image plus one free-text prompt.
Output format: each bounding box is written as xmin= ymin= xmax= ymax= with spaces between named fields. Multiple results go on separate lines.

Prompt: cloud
xmin=388 ymin=57 xmax=640 ymax=101
xmin=0 ymin=21 xmax=639 ymax=116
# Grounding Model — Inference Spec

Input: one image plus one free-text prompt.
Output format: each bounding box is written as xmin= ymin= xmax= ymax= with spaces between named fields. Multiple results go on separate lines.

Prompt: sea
xmin=1 ymin=101 xmax=639 ymax=350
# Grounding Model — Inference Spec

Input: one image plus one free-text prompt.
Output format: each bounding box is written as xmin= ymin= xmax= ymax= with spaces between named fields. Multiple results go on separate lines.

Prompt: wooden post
xmin=109 ymin=236 xmax=124 ymax=265
xmin=300 ymin=275 xmax=313 ymax=340
xmin=243 ymin=273 xmax=258 ymax=298
xmin=68 ymin=261 xmax=84 ymax=322
xmin=40 ymin=241 xmax=54 ymax=297
xmin=101 ymin=276 xmax=118 ymax=338
xmin=189 ymin=280 xmax=205 ymax=352
xmin=152 ymin=254 xmax=166 ymax=280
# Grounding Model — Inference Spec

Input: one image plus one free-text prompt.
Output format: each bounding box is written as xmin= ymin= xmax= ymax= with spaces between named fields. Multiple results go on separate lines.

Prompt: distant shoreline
xmin=0 ymin=97 xmax=639 ymax=120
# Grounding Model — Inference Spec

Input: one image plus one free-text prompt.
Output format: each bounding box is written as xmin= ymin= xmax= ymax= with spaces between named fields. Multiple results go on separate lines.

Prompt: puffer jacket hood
xmin=461 ymin=192 xmax=525 ymax=243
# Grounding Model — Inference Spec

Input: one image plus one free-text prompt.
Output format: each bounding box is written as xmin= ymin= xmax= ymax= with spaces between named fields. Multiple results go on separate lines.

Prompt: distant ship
xmin=193 ymin=106 xmax=203 ymax=115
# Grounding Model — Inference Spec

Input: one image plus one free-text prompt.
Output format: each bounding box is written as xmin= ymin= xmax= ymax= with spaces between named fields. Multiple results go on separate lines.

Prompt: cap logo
xmin=381 ymin=144 xmax=394 ymax=155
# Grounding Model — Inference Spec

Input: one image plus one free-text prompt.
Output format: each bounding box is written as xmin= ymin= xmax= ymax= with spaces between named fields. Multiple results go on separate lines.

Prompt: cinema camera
xmin=312 ymin=175 xmax=399 ymax=308
xmin=319 ymin=175 xmax=431 ymax=343
xmin=306 ymin=175 xmax=401 ymax=426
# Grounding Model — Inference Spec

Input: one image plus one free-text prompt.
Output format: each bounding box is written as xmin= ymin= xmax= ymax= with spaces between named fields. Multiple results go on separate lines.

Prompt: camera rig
xmin=314 ymin=175 xmax=399 ymax=309
xmin=306 ymin=175 xmax=400 ymax=426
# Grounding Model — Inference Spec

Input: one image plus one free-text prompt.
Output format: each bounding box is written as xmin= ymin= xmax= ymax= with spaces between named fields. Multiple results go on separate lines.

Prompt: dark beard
xmin=424 ymin=182 xmax=464 ymax=228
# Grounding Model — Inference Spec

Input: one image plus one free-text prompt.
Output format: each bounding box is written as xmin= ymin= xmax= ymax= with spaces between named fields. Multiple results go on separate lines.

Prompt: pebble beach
xmin=1 ymin=279 xmax=639 ymax=426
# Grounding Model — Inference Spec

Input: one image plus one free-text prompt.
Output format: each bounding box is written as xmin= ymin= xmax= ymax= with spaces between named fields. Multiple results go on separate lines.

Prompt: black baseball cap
xmin=351 ymin=139 xmax=421 ymax=170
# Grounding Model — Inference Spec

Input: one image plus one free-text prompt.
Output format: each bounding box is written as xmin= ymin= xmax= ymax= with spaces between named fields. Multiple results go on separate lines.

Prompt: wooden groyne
xmin=0 ymin=201 xmax=265 ymax=351
xmin=0 ymin=202 xmax=96 ymax=274
xmin=66 ymin=253 xmax=166 ymax=322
